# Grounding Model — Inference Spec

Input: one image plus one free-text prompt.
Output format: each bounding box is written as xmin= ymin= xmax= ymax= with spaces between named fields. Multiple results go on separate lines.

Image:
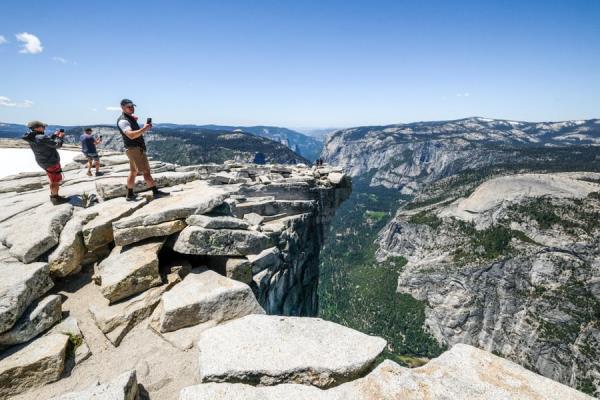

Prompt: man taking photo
xmin=80 ymin=127 xmax=103 ymax=177
xmin=22 ymin=121 xmax=70 ymax=205
xmin=116 ymin=98 xmax=168 ymax=201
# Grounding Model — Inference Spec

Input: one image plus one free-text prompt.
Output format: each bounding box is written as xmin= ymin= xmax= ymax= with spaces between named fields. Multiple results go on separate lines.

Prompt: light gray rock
xmin=326 ymin=171 xmax=345 ymax=185
xmin=49 ymin=370 xmax=138 ymax=400
xmin=1 ymin=203 xmax=73 ymax=263
xmin=113 ymin=219 xmax=186 ymax=247
xmin=181 ymin=344 xmax=593 ymax=400
xmin=97 ymin=239 xmax=165 ymax=303
xmin=95 ymin=171 xmax=198 ymax=199
xmin=48 ymin=316 xmax=91 ymax=364
xmin=113 ymin=185 xmax=228 ymax=229
xmin=0 ymin=262 xmax=53 ymax=333
xmin=243 ymin=213 xmax=265 ymax=226
xmin=80 ymin=197 xmax=147 ymax=251
xmin=211 ymin=172 xmax=249 ymax=185
xmin=186 ymin=215 xmax=249 ymax=230
xmin=233 ymin=199 xmax=315 ymax=218
xmin=0 ymin=294 xmax=61 ymax=347
xmin=90 ymin=281 xmax=174 ymax=346
xmin=0 ymin=176 xmax=43 ymax=194
xmin=173 ymin=227 xmax=271 ymax=256
xmin=196 ymin=315 xmax=386 ymax=388
xmin=247 ymin=247 xmax=281 ymax=274
xmin=0 ymin=244 xmax=17 ymax=263
xmin=48 ymin=215 xmax=88 ymax=278
xmin=158 ymin=268 xmax=264 ymax=333
xmin=0 ymin=333 xmax=69 ymax=398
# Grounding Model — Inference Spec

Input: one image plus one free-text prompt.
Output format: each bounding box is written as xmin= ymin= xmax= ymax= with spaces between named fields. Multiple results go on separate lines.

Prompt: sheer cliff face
xmin=376 ymin=172 xmax=600 ymax=395
xmin=322 ymin=117 xmax=600 ymax=192
xmin=239 ymin=169 xmax=352 ymax=316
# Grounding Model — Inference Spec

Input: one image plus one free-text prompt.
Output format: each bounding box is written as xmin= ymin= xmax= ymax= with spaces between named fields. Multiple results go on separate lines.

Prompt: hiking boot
xmin=152 ymin=189 xmax=170 ymax=198
xmin=94 ymin=171 xmax=104 ymax=177
xmin=126 ymin=193 xmax=139 ymax=202
xmin=50 ymin=195 xmax=70 ymax=206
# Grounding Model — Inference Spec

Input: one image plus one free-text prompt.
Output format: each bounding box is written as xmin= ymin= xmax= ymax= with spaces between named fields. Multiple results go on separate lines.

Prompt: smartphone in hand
xmin=146 ymin=118 xmax=152 ymax=124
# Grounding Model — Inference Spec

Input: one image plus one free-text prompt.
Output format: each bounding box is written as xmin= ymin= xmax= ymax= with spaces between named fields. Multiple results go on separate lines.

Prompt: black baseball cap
xmin=120 ymin=98 xmax=136 ymax=107
xmin=84 ymin=127 xmax=93 ymax=132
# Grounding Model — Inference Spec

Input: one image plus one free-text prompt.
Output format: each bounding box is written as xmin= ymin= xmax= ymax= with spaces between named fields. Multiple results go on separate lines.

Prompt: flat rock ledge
xmin=181 ymin=344 xmax=594 ymax=400
xmin=197 ymin=314 xmax=387 ymax=388
xmin=158 ymin=268 xmax=264 ymax=333
xmin=49 ymin=370 xmax=138 ymax=400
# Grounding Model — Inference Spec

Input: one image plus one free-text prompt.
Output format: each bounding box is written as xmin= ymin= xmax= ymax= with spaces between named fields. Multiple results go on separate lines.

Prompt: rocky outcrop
xmin=181 ymin=344 xmax=593 ymax=400
xmin=377 ymin=172 xmax=600 ymax=395
xmin=197 ymin=315 xmax=387 ymax=388
xmin=0 ymin=147 xmax=351 ymax=399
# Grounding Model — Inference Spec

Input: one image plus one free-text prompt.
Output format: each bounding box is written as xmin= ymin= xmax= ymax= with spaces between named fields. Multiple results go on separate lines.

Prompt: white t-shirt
xmin=118 ymin=119 xmax=132 ymax=133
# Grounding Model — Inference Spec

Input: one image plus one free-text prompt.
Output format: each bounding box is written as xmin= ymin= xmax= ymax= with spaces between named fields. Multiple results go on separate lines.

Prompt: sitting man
xmin=80 ymin=127 xmax=103 ymax=176
xmin=22 ymin=120 xmax=70 ymax=205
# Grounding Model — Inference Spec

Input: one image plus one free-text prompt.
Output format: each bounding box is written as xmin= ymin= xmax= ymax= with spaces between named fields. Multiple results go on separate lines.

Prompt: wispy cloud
xmin=15 ymin=32 xmax=43 ymax=54
xmin=0 ymin=96 xmax=34 ymax=108
xmin=456 ymin=92 xmax=470 ymax=97
xmin=0 ymin=35 xmax=7 ymax=45
xmin=52 ymin=56 xmax=67 ymax=64
xmin=91 ymin=108 xmax=98 ymax=112
xmin=105 ymin=106 xmax=121 ymax=111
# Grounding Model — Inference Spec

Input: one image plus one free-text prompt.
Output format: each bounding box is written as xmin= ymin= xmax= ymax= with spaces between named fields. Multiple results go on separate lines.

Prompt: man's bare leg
xmin=142 ymin=171 xmax=156 ymax=189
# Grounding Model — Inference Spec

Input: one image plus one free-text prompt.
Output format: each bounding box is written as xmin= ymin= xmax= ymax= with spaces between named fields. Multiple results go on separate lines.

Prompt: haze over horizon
xmin=1 ymin=0 xmax=599 ymax=127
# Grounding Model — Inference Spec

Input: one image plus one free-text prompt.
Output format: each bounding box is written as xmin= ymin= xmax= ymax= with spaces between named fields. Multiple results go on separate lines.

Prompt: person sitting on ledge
xmin=22 ymin=120 xmax=70 ymax=205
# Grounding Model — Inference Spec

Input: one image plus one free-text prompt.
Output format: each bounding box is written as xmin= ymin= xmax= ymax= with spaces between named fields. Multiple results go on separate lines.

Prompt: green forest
xmin=317 ymin=177 xmax=445 ymax=366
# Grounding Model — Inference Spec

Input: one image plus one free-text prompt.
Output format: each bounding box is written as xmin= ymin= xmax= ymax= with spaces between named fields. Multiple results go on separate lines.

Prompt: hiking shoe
xmin=86 ymin=171 xmax=92 ymax=176
xmin=50 ymin=195 xmax=70 ymax=206
xmin=94 ymin=171 xmax=104 ymax=177
xmin=152 ymin=189 xmax=170 ymax=198
xmin=126 ymin=193 xmax=139 ymax=202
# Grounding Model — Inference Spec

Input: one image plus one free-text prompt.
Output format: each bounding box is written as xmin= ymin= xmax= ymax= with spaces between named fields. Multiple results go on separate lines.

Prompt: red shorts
xmin=46 ymin=164 xmax=63 ymax=184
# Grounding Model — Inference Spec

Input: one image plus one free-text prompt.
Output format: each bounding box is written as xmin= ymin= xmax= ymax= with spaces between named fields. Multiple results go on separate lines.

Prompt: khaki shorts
xmin=126 ymin=147 xmax=151 ymax=174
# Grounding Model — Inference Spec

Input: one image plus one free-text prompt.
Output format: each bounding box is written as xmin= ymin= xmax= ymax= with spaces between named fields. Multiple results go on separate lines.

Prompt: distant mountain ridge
xmin=0 ymin=122 xmax=311 ymax=165
xmin=157 ymin=124 xmax=323 ymax=161
xmin=0 ymin=122 xmax=322 ymax=162
xmin=323 ymin=117 xmax=600 ymax=191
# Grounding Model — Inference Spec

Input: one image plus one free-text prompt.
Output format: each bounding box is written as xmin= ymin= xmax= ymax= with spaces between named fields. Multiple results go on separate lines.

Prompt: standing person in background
xmin=22 ymin=121 xmax=70 ymax=205
xmin=116 ymin=98 xmax=168 ymax=201
xmin=80 ymin=127 xmax=103 ymax=177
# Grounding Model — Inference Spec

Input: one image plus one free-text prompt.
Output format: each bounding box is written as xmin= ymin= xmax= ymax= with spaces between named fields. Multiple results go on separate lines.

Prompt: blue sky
xmin=0 ymin=0 xmax=599 ymax=127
